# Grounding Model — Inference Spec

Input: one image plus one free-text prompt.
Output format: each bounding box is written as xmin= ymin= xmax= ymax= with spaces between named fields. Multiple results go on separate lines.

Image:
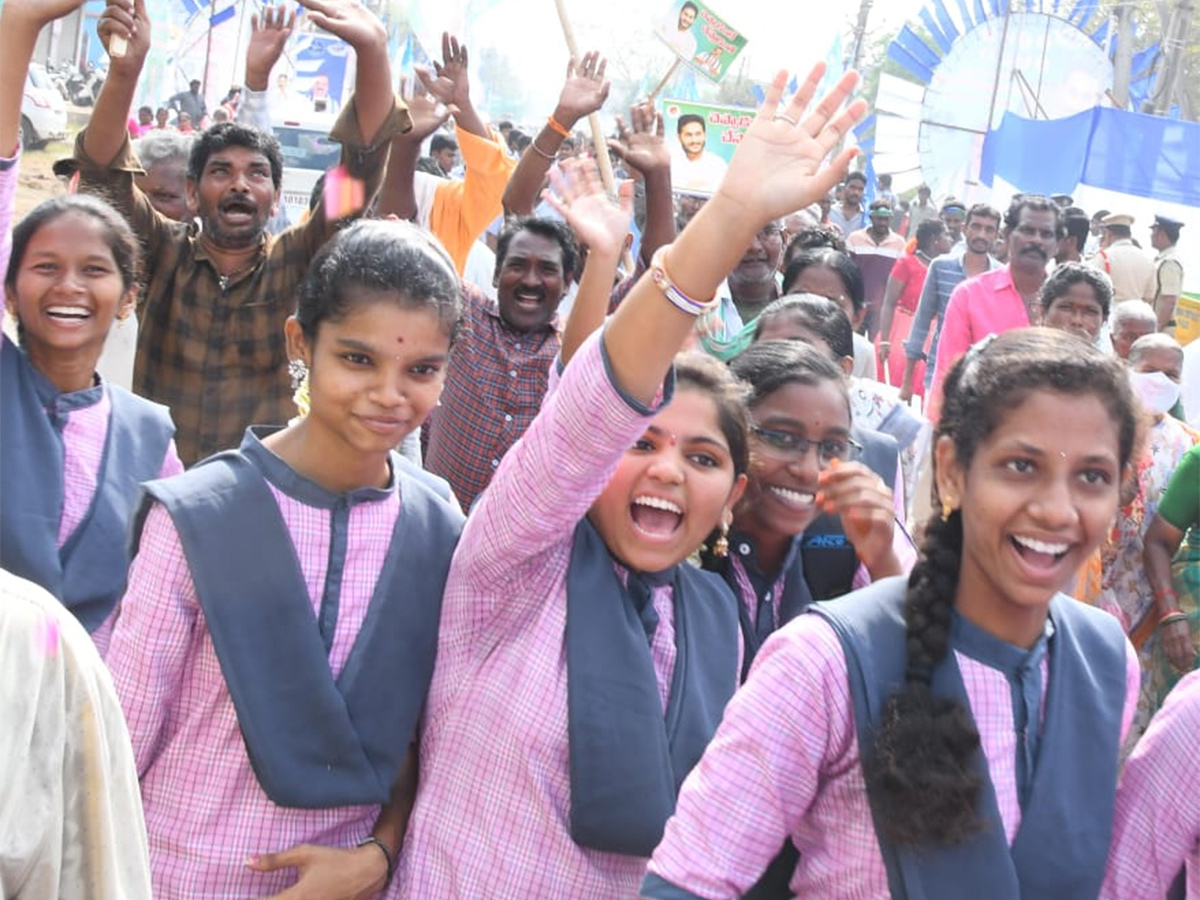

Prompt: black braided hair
xmin=861 ymin=328 xmax=1138 ymax=846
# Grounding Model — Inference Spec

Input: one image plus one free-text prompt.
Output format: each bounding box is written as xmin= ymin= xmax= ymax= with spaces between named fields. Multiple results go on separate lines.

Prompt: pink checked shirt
xmin=106 ymin=443 xmax=405 ymax=900
xmin=59 ymin=389 xmax=183 ymax=655
xmin=929 ymin=266 xmax=1032 ymax=420
xmin=645 ymin=610 xmax=1139 ymax=900
xmin=1102 ymin=668 xmax=1200 ymax=900
xmin=0 ymin=146 xmax=16 ymax=278
xmin=395 ymin=333 xmax=715 ymax=900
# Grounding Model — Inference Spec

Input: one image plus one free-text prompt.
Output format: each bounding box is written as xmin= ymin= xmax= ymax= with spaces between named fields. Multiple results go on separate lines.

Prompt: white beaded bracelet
xmin=650 ymin=245 xmax=719 ymax=316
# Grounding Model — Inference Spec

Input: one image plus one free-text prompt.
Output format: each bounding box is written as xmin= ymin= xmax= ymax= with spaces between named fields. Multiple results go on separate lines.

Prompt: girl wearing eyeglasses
xmin=702 ymin=339 xmax=908 ymax=678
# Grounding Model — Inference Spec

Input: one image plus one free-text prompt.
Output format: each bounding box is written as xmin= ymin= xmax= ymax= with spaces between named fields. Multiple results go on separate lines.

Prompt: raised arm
xmin=608 ymin=101 xmax=675 ymax=266
xmin=238 ymin=3 xmax=296 ymax=132
xmin=606 ymin=67 xmax=866 ymax=406
xmin=1 ymin=1 xmax=90 ymax=155
xmin=89 ymin=0 xmax=152 ymax=167
xmin=375 ymin=85 xmax=453 ymax=222
xmin=416 ymin=32 xmax=486 ymax=139
xmin=502 ymin=53 xmax=610 ymax=217
xmin=548 ymin=161 xmax=634 ymax=365
xmin=297 ymin=0 xmax=392 ymax=146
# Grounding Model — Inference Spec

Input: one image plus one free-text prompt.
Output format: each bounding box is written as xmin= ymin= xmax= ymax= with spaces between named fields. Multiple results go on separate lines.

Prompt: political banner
xmin=661 ymin=98 xmax=753 ymax=195
xmin=653 ymin=0 xmax=747 ymax=84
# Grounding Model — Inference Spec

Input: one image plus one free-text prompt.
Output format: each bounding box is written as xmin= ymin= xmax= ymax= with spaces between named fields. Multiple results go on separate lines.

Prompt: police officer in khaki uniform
xmin=1150 ymin=214 xmax=1185 ymax=331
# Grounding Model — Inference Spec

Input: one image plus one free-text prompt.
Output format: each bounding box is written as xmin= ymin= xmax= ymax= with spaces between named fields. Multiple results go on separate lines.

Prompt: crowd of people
xmin=2 ymin=0 xmax=1199 ymax=898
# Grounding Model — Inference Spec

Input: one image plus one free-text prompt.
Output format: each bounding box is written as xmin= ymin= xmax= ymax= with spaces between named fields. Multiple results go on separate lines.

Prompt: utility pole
xmin=1145 ymin=0 xmax=1196 ymax=115
xmin=850 ymin=0 xmax=873 ymax=70
xmin=1111 ymin=2 xmax=1135 ymax=109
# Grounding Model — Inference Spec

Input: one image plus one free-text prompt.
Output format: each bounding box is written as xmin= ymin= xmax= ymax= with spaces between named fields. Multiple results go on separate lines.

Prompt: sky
xmin=405 ymin=0 xmax=931 ymax=119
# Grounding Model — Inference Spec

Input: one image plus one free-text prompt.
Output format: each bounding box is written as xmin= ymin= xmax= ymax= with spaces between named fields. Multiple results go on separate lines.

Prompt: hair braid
xmin=861 ymin=509 xmax=983 ymax=846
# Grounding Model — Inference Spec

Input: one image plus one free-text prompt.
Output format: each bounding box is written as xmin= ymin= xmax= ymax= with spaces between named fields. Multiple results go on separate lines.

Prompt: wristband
xmin=650 ymin=245 xmax=719 ymax=316
xmin=548 ymin=114 xmax=572 ymax=137
xmin=357 ymin=836 xmax=395 ymax=885
xmin=1154 ymin=587 xmax=1179 ymax=600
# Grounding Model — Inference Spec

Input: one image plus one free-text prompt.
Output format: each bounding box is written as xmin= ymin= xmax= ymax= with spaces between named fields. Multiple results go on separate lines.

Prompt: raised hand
xmin=97 ymin=0 xmax=151 ymax=73
xmin=543 ymin=158 xmax=633 ymax=259
xmin=554 ymin=52 xmax=610 ymax=129
xmin=416 ymin=32 xmax=471 ymax=111
xmin=245 ymin=4 xmax=296 ymax=90
xmin=396 ymin=76 xmax=454 ymax=143
xmin=718 ymin=65 xmax=866 ymax=223
xmin=816 ymin=459 xmax=901 ymax=578
xmin=607 ymin=102 xmax=670 ymax=178
xmin=295 ymin=0 xmax=385 ymax=53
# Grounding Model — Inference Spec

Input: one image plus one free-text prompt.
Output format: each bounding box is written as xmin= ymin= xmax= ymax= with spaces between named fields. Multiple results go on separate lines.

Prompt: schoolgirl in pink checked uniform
xmin=1 ymin=0 xmax=182 ymax=651
xmin=395 ymin=67 xmax=867 ymax=900
xmin=105 ymin=220 xmax=465 ymax=900
xmin=1102 ymin=667 xmax=1200 ymax=900
xmin=644 ymin=329 xmax=1143 ymax=900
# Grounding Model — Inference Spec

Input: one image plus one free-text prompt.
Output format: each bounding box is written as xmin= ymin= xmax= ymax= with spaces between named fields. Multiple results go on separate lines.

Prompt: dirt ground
xmin=15 ymin=142 xmax=73 ymax=220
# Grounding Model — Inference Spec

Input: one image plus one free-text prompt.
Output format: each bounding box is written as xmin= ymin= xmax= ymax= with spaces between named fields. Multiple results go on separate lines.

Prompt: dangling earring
xmin=712 ymin=522 xmax=730 ymax=558
xmin=288 ymin=359 xmax=311 ymax=421
xmin=941 ymin=498 xmax=955 ymax=523
xmin=288 ymin=358 xmax=307 ymax=390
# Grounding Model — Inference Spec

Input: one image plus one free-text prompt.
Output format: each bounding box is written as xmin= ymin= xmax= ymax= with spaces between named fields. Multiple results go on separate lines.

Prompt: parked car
xmin=272 ymin=112 xmax=340 ymax=225
xmin=21 ymin=63 xmax=68 ymax=149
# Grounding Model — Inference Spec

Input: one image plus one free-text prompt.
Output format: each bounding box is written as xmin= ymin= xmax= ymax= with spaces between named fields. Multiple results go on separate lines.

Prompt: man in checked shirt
xmin=74 ymin=0 xmax=411 ymax=465
xmin=423 ymin=96 xmax=677 ymax=510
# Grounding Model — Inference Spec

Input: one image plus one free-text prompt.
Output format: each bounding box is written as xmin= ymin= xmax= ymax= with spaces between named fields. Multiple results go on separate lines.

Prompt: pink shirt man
xmin=929 ymin=266 xmax=1033 ymax=420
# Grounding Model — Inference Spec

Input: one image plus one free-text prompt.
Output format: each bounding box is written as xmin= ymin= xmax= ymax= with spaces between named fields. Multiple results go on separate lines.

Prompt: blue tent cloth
xmin=980 ymin=107 xmax=1200 ymax=206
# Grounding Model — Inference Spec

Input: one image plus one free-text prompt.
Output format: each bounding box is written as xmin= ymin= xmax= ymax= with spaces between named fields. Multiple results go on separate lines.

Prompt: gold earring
xmin=712 ymin=522 xmax=730 ymax=558
xmin=941 ymin=498 xmax=955 ymax=523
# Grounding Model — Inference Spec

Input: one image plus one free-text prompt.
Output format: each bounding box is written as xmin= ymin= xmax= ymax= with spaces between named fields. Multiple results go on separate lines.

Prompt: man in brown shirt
xmin=77 ymin=0 xmax=410 ymax=464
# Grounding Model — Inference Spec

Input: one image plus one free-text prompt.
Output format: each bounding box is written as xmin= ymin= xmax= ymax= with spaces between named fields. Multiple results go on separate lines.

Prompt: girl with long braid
xmin=642 ymin=328 xmax=1142 ymax=900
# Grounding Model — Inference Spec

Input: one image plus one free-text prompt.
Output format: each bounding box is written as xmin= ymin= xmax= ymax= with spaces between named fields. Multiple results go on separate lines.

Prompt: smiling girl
xmin=396 ymin=66 xmax=866 ymax=900
xmin=706 ymin=338 xmax=903 ymax=675
xmin=2 ymin=200 xmax=182 ymax=651
xmin=643 ymin=328 xmax=1141 ymax=900
xmin=104 ymin=219 xmax=464 ymax=899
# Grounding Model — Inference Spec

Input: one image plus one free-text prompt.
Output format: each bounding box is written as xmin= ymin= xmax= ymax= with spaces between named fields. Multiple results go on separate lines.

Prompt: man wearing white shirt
xmin=671 ymin=114 xmax=728 ymax=195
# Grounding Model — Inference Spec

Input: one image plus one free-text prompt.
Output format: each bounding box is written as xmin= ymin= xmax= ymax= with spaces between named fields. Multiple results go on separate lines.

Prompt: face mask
xmin=1129 ymin=370 xmax=1181 ymax=416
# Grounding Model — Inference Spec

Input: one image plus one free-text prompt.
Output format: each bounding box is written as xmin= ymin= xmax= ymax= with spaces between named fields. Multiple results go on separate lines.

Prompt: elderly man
xmin=1110 ymin=299 xmax=1160 ymax=361
xmin=1150 ymin=214 xmax=1185 ymax=330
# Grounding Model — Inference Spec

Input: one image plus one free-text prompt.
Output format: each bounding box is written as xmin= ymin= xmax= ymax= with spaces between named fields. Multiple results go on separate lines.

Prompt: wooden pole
xmin=552 ymin=0 xmax=635 ymax=272
xmin=647 ymin=57 xmax=682 ymax=104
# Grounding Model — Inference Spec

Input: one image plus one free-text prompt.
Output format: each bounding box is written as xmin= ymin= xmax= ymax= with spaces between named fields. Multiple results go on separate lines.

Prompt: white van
xmin=272 ymin=112 xmax=340 ymax=225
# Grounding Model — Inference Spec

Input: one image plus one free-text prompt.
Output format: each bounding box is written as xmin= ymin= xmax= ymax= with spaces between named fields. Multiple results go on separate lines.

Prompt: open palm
xmin=544 ymin=159 xmax=633 ymax=256
xmin=608 ymin=103 xmax=670 ymax=177
xmin=719 ymin=65 xmax=867 ymax=222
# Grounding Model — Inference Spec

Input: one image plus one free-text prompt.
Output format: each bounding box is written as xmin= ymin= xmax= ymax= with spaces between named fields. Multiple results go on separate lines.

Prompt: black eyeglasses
xmin=750 ymin=426 xmax=862 ymax=467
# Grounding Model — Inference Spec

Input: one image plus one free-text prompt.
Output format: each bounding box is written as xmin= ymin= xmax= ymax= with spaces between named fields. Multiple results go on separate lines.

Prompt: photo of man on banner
xmin=662 ymin=99 xmax=752 ymax=196
xmin=653 ymin=0 xmax=746 ymax=84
